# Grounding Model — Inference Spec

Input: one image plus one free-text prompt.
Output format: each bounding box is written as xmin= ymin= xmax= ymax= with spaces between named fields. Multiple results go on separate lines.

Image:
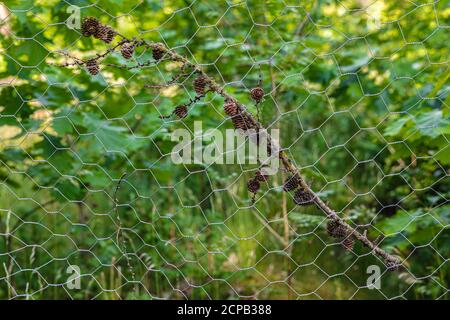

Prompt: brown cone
xmin=86 ymin=59 xmax=99 ymax=75
xmin=283 ymin=174 xmax=300 ymax=191
xmin=94 ymin=25 xmax=116 ymax=43
xmin=173 ymin=105 xmax=188 ymax=119
xmin=193 ymin=75 xmax=207 ymax=96
xmin=293 ymin=188 xmax=314 ymax=206
xmin=81 ymin=17 xmax=100 ymax=37
xmin=255 ymin=170 xmax=269 ymax=182
xmin=224 ymin=101 xmax=239 ymax=116
xmin=250 ymin=87 xmax=264 ymax=102
xmin=232 ymin=113 xmax=251 ymax=130
xmin=326 ymin=220 xmax=347 ymax=238
xmin=247 ymin=178 xmax=260 ymax=193
xmin=121 ymin=43 xmax=134 ymax=59
xmin=342 ymin=236 xmax=355 ymax=251
xmin=152 ymin=45 xmax=165 ymax=60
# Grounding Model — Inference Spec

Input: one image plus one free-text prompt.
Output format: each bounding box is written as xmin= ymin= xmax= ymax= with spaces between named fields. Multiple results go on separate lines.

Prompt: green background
xmin=0 ymin=0 xmax=449 ymax=299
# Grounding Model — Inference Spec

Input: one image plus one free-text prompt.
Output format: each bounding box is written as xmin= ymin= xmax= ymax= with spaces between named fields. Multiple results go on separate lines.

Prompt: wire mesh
xmin=0 ymin=0 xmax=448 ymax=300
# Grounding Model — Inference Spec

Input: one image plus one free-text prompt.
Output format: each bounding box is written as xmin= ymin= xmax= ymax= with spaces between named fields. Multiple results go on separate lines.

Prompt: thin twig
xmin=113 ymin=173 xmax=138 ymax=297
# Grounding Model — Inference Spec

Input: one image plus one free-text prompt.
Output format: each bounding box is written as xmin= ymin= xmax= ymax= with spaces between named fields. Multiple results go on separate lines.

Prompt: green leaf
xmin=415 ymin=110 xmax=449 ymax=138
xmin=377 ymin=210 xmax=423 ymax=235
xmin=83 ymin=114 xmax=145 ymax=153
xmin=384 ymin=117 xmax=409 ymax=136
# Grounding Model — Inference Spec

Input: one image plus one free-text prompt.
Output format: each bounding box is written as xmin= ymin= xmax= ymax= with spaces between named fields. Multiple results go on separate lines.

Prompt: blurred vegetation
xmin=0 ymin=0 xmax=448 ymax=299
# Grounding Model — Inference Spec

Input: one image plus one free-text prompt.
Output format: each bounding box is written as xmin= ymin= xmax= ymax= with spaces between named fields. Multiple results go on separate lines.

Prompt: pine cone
xmin=193 ymin=75 xmax=207 ymax=96
xmin=86 ymin=59 xmax=99 ymax=75
xmin=94 ymin=25 xmax=116 ymax=43
xmin=247 ymin=178 xmax=260 ymax=193
xmin=293 ymin=188 xmax=314 ymax=206
xmin=342 ymin=236 xmax=355 ymax=251
xmin=81 ymin=17 xmax=100 ymax=37
xmin=326 ymin=220 xmax=347 ymax=238
xmin=173 ymin=105 xmax=188 ymax=119
xmin=232 ymin=113 xmax=250 ymax=130
xmin=121 ymin=43 xmax=134 ymax=59
xmin=227 ymin=105 xmax=252 ymax=131
xmin=250 ymin=87 xmax=264 ymax=102
xmin=93 ymin=25 xmax=106 ymax=40
xmin=283 ymin=174 xmax=300 ymax=191
xmin=104 ymin=26 xmax=116 ymax=43
xmin=224 ymin=101 xmax=239 ymax=116
xmin=152 ymin=45 xmax=165 ymax=60
xmin=255 ymin=170 xmax=269 ymax=182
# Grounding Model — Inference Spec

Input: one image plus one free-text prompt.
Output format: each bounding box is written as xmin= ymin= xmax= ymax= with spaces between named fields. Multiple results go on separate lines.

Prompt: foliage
xmin=0 ymin=0 xmax=448 ymax=299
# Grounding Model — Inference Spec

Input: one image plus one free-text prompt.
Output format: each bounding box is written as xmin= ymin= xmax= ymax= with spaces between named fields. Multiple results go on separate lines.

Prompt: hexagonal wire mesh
xmin=0 ymin=0 xmax=448 ymax=299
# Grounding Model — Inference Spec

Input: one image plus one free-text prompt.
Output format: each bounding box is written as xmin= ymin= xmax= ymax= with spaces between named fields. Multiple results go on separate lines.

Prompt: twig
xmin=106 ymin=59 xmax=154 ymax=71
xmin=144 ymin=68 xmax=194 ymax=89
xmin=113 ymin=173 xmax=138 ymax=297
